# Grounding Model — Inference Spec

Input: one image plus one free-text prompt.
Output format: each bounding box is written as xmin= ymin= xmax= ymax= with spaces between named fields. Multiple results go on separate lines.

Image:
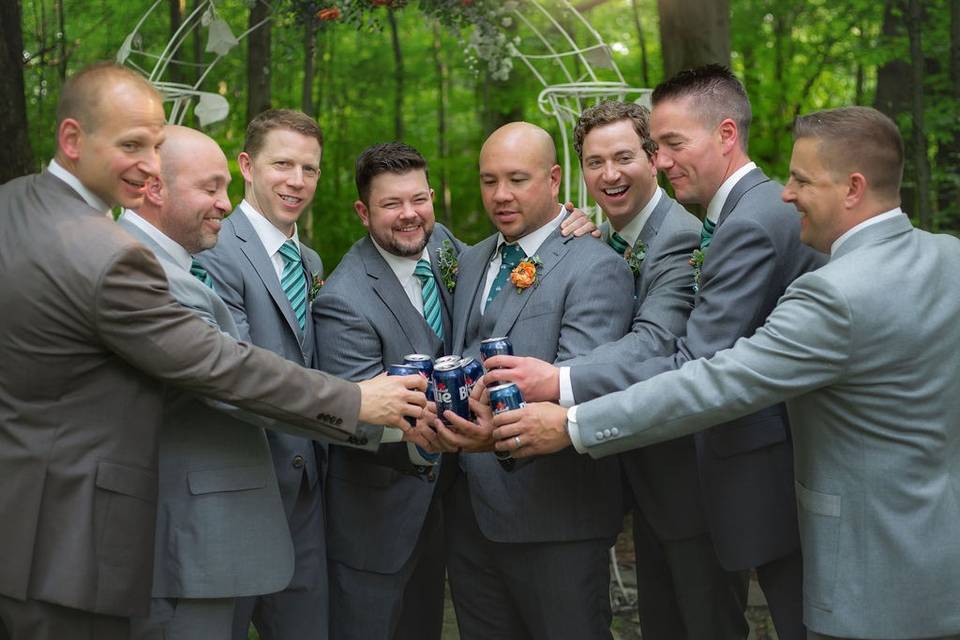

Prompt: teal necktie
xmin=190 ymin=258 xmax=214 ymax=290
xmin=414 ymin=259 xmax=444 ymax=340
xmin=700 ymin=217 xmax=717 ymax=250
xmin=486 ymin=243 xmax=526 ymax=306
xmin=278 ymin=239 xmax=307 ymax=331
xmin=608 ymin=231 xmax=629 ymax=255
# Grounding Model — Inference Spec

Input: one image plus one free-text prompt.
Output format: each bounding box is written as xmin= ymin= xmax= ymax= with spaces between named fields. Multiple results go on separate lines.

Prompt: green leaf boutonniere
xmin=308 ymin=271 xmax=325 ymax=302
xmin=510 ymin=255 xmax=543 ymax=293
xmin=623 ymin=242 xmax=646 ymax=276
xmin=689 ymin=249 xmax=705 ymax=294
xmin=436 ymin=239 xmax=459 ymax=293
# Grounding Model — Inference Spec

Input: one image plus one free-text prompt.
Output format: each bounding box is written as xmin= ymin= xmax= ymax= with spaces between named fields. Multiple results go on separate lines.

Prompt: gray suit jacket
xmin=118 ymin=217 xmax=295 ymax=599
xmin=588 ymin=194 xmax=707 ymax=541
xmin=314 ymin=225 xmax=462 ymax=574
xmin=574 ymin=214 xmax=960 ymax=639
xmin=568 ymin=168 xmax=826 ymax=568
xmin=0 ymin=171 xmax=359 ymax=617
xmin=451 ymin=216 xmax=635 ymax=543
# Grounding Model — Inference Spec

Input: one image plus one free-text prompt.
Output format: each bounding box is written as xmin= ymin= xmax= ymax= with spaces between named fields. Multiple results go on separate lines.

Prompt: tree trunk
xmin=387 ymin=8 xmax=404 ymax=140
xmin=656 ymin=0 xmax=730 ymax=79
xmin=0 ymin=0 xmax=36 ymax=183
xmin=246 ymin=0 xmax=272 ymax=122
xmin=629 ymin=0 xmax=650 ymax=86
xmin=907 ymin=0 xmax=931 ymax=229
xmin=936 ymin=0 xmax=960 ymax=225
xmin=431 ymin=24 xmax=452 ymax=227
xmin=302 ymin=15 xmax=316 ymax=118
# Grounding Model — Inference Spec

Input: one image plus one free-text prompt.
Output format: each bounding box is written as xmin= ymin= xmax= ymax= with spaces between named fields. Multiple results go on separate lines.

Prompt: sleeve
xmin=195 ymin=242 xmax=252 ymax=342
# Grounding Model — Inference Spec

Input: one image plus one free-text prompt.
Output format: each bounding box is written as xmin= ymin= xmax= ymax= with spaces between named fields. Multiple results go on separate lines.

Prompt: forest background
xmin=2 ymin=0 xmax=957 ymax=270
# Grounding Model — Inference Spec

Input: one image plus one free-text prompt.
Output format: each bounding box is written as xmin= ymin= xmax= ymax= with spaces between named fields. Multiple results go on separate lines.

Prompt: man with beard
xmin=313 ymin=142 xmax=461 ymax=640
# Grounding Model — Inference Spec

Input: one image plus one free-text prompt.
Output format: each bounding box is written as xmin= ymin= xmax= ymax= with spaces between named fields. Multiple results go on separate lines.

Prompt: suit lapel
xmin=301 ymin=249 xmax=323 ymax=356
xmin=454 ymin=235 xmax=499 ymax=352
xmin=717 ymin=167 xmax=768 ymax=227
xmin=490 ymin=228 xmax=570 ymax=338
xmin=360 ymin=239 xmax=439 ymax=356
xmin=229 ymin=210 xmax=304 ymax=342
xmin=638 ymin=193 xmax=671 ymax=248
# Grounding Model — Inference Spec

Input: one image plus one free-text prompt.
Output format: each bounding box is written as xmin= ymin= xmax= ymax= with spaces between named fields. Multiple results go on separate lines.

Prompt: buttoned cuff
xmin=407 ymin=442 xmax=440 ymax=466
xmin=559 ymin=367 xmax=576 ymax=407
xmin=567 ymin=405 xmax=586 ymax=454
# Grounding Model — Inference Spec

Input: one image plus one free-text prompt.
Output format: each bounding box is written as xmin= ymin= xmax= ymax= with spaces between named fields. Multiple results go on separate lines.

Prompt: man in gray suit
xmin=196 ymin=109 xmax=336 ymax=640
xmin=495 ymin=106 xmax=960 ymax=640
xmin=487 ymin=101 xmax=742 ymax=639
xmin=487 ymin=65 xmax=825 ymax=640
xmin=444 ymin=122 xmax=634 ymax=640
xmin=0 ymin=62 xmax=424 ymax=640
xmin=119 ymin=125 xmax=301 ymax=638
xmin=313 ymin=142 xmax=463 ymax=640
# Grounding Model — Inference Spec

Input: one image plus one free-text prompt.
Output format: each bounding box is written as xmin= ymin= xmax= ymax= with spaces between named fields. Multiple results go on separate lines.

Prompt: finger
xmin=491 ymin=407 xmax=523 ymax=428
xmin=401 ymin=373 xmax=428 ymax=392
xmin=481 ymin=368 xmax=511 ymax=388
xmin=591 ymin=228 xmax=602 ymax=238
xmin=468 ymin=396 xmax=492 ymax=420
xmin=404 ymin=389 xmax=427 ymax=407
xmin=483 ymin=355 xmax=521 ymax=371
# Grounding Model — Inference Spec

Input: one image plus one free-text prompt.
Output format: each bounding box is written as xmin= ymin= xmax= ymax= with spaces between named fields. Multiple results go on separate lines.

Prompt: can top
xmin=387 ymin=363 xmax=419 ymax=372
xmin=404 ymin=353 xmax=433 ymax=362
xmin=480 ymin=336 xmax=509 ymax=344
xmin=488 ymin=382 xmax=520 ymax=393
xmin=458 ymin=357 xmax=480 ymax=367
xmin=434 ymin=360 xmax=462 ymax=372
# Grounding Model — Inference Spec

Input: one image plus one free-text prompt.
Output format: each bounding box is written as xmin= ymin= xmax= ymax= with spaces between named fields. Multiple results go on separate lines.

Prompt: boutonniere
xmin=623 ymin=242 xmax=646 ymax=276
xmin=308 ymin=271 xmax=325 ymax=302
xmin=510 ymin=255 xmax=543 ymax=292
xmin=689 ymin=249 xmax=705 ymax=294
xmin=436 ymin=239 xmax=459 ymax=293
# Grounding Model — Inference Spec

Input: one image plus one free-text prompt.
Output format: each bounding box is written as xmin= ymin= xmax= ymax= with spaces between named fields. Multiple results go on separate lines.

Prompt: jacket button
xmin=359 ymin=437 xmax=369 ymax=446
xmin=595 ymin=431 xmax=604 ymax=440
xmin=610 ymin=427 xmax=620 ymax=436
xmin=292 ymin=455 xmax=305 ymax=469
xmin=603 ymin=429 xmax=612 ymax=438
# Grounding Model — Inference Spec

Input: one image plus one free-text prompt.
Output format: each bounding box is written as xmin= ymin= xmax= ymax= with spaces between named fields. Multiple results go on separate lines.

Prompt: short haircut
xmin=355 ymin=142 xmax=429 ymax=205
xmin=652 ymin=64 xmax=752 ymax=151
xmin=56 ymin=61 xmax=161 ymax=132
xmin=244 ymin=109 xmax=324 ymax=159
xmin=794 ymin=106 xmax=904 ymax=200
xmin=573 ymin=101 xmax=657 ymax=162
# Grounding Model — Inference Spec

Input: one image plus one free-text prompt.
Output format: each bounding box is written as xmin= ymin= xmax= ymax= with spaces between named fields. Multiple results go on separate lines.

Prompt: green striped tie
xmin=700 ymin=217 xmax=717 ymax=250
xmin=190 ymin=258 xmax=214 ymax=290
xmin=608 ymin=231 xmax=629 ymax=255
xmin=414 ymin=259 xmax=443 ymax=340
xmin=278 ymin=239 xmax=307 ymax=331
xmin=486 ymin=243 xmax=526 ymax=306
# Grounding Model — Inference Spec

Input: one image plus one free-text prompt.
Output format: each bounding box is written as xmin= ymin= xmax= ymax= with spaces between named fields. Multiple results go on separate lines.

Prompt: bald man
xmin=0 ymin=63 xmax=424 ymax=640
xmin=442 ymin=122 xmax=634 ymax=639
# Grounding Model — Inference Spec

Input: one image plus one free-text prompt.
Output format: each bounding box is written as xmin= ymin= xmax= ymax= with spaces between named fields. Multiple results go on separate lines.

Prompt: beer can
xmin=479 ymin=336 xmax=513 ymax=367
xmin=489 ymin=382 xmax=526 ymax=462
xmin=458 ymin=357 xmax=484 ymax=393
xmin=403 ymin=353 xmax=435 ymax=401
xmin=434 ymin=354 xmax=462 ymax=367
xmin=432 ymin=361 xmax=470 ymax=424
xmin=387 ymin=364 xmax=420 ymax=427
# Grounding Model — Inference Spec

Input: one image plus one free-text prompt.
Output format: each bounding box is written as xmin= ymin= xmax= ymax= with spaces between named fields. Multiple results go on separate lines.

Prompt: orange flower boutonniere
xmin=510 ymin=255 xmax=543 ymax=293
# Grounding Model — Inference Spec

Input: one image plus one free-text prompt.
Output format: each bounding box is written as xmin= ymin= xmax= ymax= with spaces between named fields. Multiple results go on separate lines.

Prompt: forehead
xmin=255 ymin=128 xmax=322 ymax=161
xmin=369 ymin=169 xmax=430 ymax=198
xmin=98 ymin=89 xmax=166 ymax=137
xmin=789 ymin=138 xmax=827 ymax=171
xmin=650 ymin=97 xmax=709 ymax=137
xmin=582 ymin=119 xmax=642 ymax=153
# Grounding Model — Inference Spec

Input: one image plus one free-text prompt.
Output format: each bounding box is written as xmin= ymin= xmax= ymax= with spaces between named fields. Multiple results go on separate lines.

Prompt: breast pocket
xmin=795 ymin=481 xmax=842 ymax=611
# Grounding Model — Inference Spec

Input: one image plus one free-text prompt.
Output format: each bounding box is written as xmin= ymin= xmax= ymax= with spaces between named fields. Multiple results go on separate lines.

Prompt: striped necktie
xmin=700 ymin=217 xmax=717 ymax=250
xmin=414 ymin=259 xmax=443 ymax=340
xmin=190 ymin=258 xmax=214 ymax=290
xmin=486 ymin=243 xmax=526 ymax=306
xmin=278 ymin=239 xmax=307 ymax=331
xmin=608 ymin=231 xmax=629 ymax=255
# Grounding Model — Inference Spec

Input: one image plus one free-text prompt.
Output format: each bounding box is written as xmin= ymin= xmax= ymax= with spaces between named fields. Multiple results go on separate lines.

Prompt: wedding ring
xmin=514 ymin=435 xmax=522 ymax=449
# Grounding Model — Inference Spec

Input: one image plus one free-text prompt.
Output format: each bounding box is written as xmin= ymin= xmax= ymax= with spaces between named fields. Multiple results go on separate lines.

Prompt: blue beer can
xmin=387 ymin=363 xmax=420 ymax=377
xmin=479 ymin=336 xmax=513 ymax=367
xmin=432 ymin=361 xmax=470 ymax=424
xmin=403 ymin=353 xmax=435 ymax=401
xmin=489 ymin=382 xmax=525 ymax=462
xmin=458 ymin=357 xmax=485 ymax=392
xmin=435 ymin=354 xmax=462 ymax=368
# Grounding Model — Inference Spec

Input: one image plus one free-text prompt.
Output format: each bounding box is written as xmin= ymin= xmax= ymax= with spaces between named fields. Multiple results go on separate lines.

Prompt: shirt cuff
xmin=407 ymin=442 xmax=440 ymax=466
xmin=558 ymin=367 xmax=576 ymax=408
xmin=380 ymin=426 xmax=403 ymax=443
xmin=567 ymin=405 xmax=586 ymax=454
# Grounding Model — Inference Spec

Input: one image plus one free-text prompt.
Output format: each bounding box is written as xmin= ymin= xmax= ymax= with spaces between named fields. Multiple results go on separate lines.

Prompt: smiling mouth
xmin=602 ymin=186 xmax=628 ymax=197
xmin=278 ymin=194 xmax=302 ymax=205
xmin=123 ymin=178 xmax=146 ymax=190
xmin=395 ymin=224 xmax=421 ymax=233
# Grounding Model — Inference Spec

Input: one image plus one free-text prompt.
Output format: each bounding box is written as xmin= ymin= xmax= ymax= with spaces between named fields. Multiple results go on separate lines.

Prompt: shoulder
xmin=661 ymin=198 xmax=702 ymax=235
xmin=730 ymin=178 xmax=797 ymax=226
xmin=319 ymin=242 xmax=367 ymax=294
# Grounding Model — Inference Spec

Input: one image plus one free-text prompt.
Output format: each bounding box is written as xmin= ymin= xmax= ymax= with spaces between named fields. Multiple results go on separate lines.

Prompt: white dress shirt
xmin=239 ymin=199 xmax=301 ymax=283
xmin=831 ymin=208 xmax=904 ymax=255
xmin=371 ymin=240 xmax=430 ymax=317
xmin=480 ymin=206 xmax=566 ymax=314
xmin=557 ymin=188 xmax=664 ymax=407
xmin=705 ymin=161 xmax=757 ymax=225
xmin=48 ymin=159 xmax=111 ymax=217
xmin=118 ymin=210 xmax=193 ymax=272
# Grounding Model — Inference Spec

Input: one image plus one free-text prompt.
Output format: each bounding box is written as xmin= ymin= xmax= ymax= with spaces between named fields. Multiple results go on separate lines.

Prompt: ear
xmin=354 ymin=200 xmax=371 ymax=228
xmin=844 ymin=172 xmax=868 ymax=208
xmin=238 ymin=152 xmax=254 ymax=184
xmin=429 ymin=188 xmax=436 ymax=202
xmin=58 ymin=118 xmax=84 ymax=162
xmin=717 ymin=118 xmax=739 ymax=155
xmin=144 ymin=176 xmax=164 ymax=207
xmin=549 ymin=164 xmax=562 ymax=196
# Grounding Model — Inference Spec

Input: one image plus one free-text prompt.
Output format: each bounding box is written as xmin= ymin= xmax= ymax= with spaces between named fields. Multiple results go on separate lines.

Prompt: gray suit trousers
xmin=0 ymin=595 xmax=128 ymax=640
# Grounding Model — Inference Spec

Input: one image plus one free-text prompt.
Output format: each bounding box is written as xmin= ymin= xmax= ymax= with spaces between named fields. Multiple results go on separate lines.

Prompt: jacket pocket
xmin=705 ymin=406 xmax=787 ymax=458
xmin=95 ymin=460 xmax=157 ymax=569
xmin=795 ymin=481 xmax=841 ymax=611
xmin=187 ymin=466 xmax=268 ymax=495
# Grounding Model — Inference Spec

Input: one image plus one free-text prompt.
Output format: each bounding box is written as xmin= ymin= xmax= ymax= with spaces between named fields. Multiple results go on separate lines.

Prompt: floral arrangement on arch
xmin=308 ymin=0 xmax=520 ymax=81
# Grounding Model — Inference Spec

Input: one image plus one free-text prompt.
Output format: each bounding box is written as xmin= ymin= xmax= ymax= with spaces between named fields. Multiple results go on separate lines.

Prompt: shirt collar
xmin=119 ymin=209 xmax=193 ymax=271
xmin=613 ymin=187 xmax=663 ymax=248
xmin=494 ymin=205 xmax=566 ymax=259
xmin=830 ymin=208 xmax=904 ymax=255
xmin=239 ymin=199 xmax=300 ymax=257
xmin=48 ymin=159 xmax=112 ymax=216
xmin=371 ymin=237 xmax=430 ymax=283
xmin=706 ymin=161 xmax=757 ymax=223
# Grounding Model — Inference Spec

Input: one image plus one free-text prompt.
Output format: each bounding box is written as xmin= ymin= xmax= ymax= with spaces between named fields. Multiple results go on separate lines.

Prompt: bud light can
xmin=432 ymin=361 xmax=470 ymax=424
xmin=458 ymin=357 xmax=484 ymax=393
xmin=489 ymin=382 xmax=525 ymax=462
xmin=479 ymin=336 xmax=513 ymax=368
xmin=403 ymin=353 xmax=435 ymax=401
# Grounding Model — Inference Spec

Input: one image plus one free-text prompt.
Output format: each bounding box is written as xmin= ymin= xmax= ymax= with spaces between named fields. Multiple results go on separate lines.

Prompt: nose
xmin=141 ymin=147 xmax=161 ymax=179
xmin=492 ymin=181 xmax=512 ymax=203
xmin=287 ymin=167 xmax=305 ymax=188
xmin=399 ymin=201 xmax=419 ymax=219
xmin=600 ymin=161 xmax=619 ymax=182
xmin=782 ymin=180 xmax=797 ymax=203
xmin=216 ymin=186 xmax=231 ymax=213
